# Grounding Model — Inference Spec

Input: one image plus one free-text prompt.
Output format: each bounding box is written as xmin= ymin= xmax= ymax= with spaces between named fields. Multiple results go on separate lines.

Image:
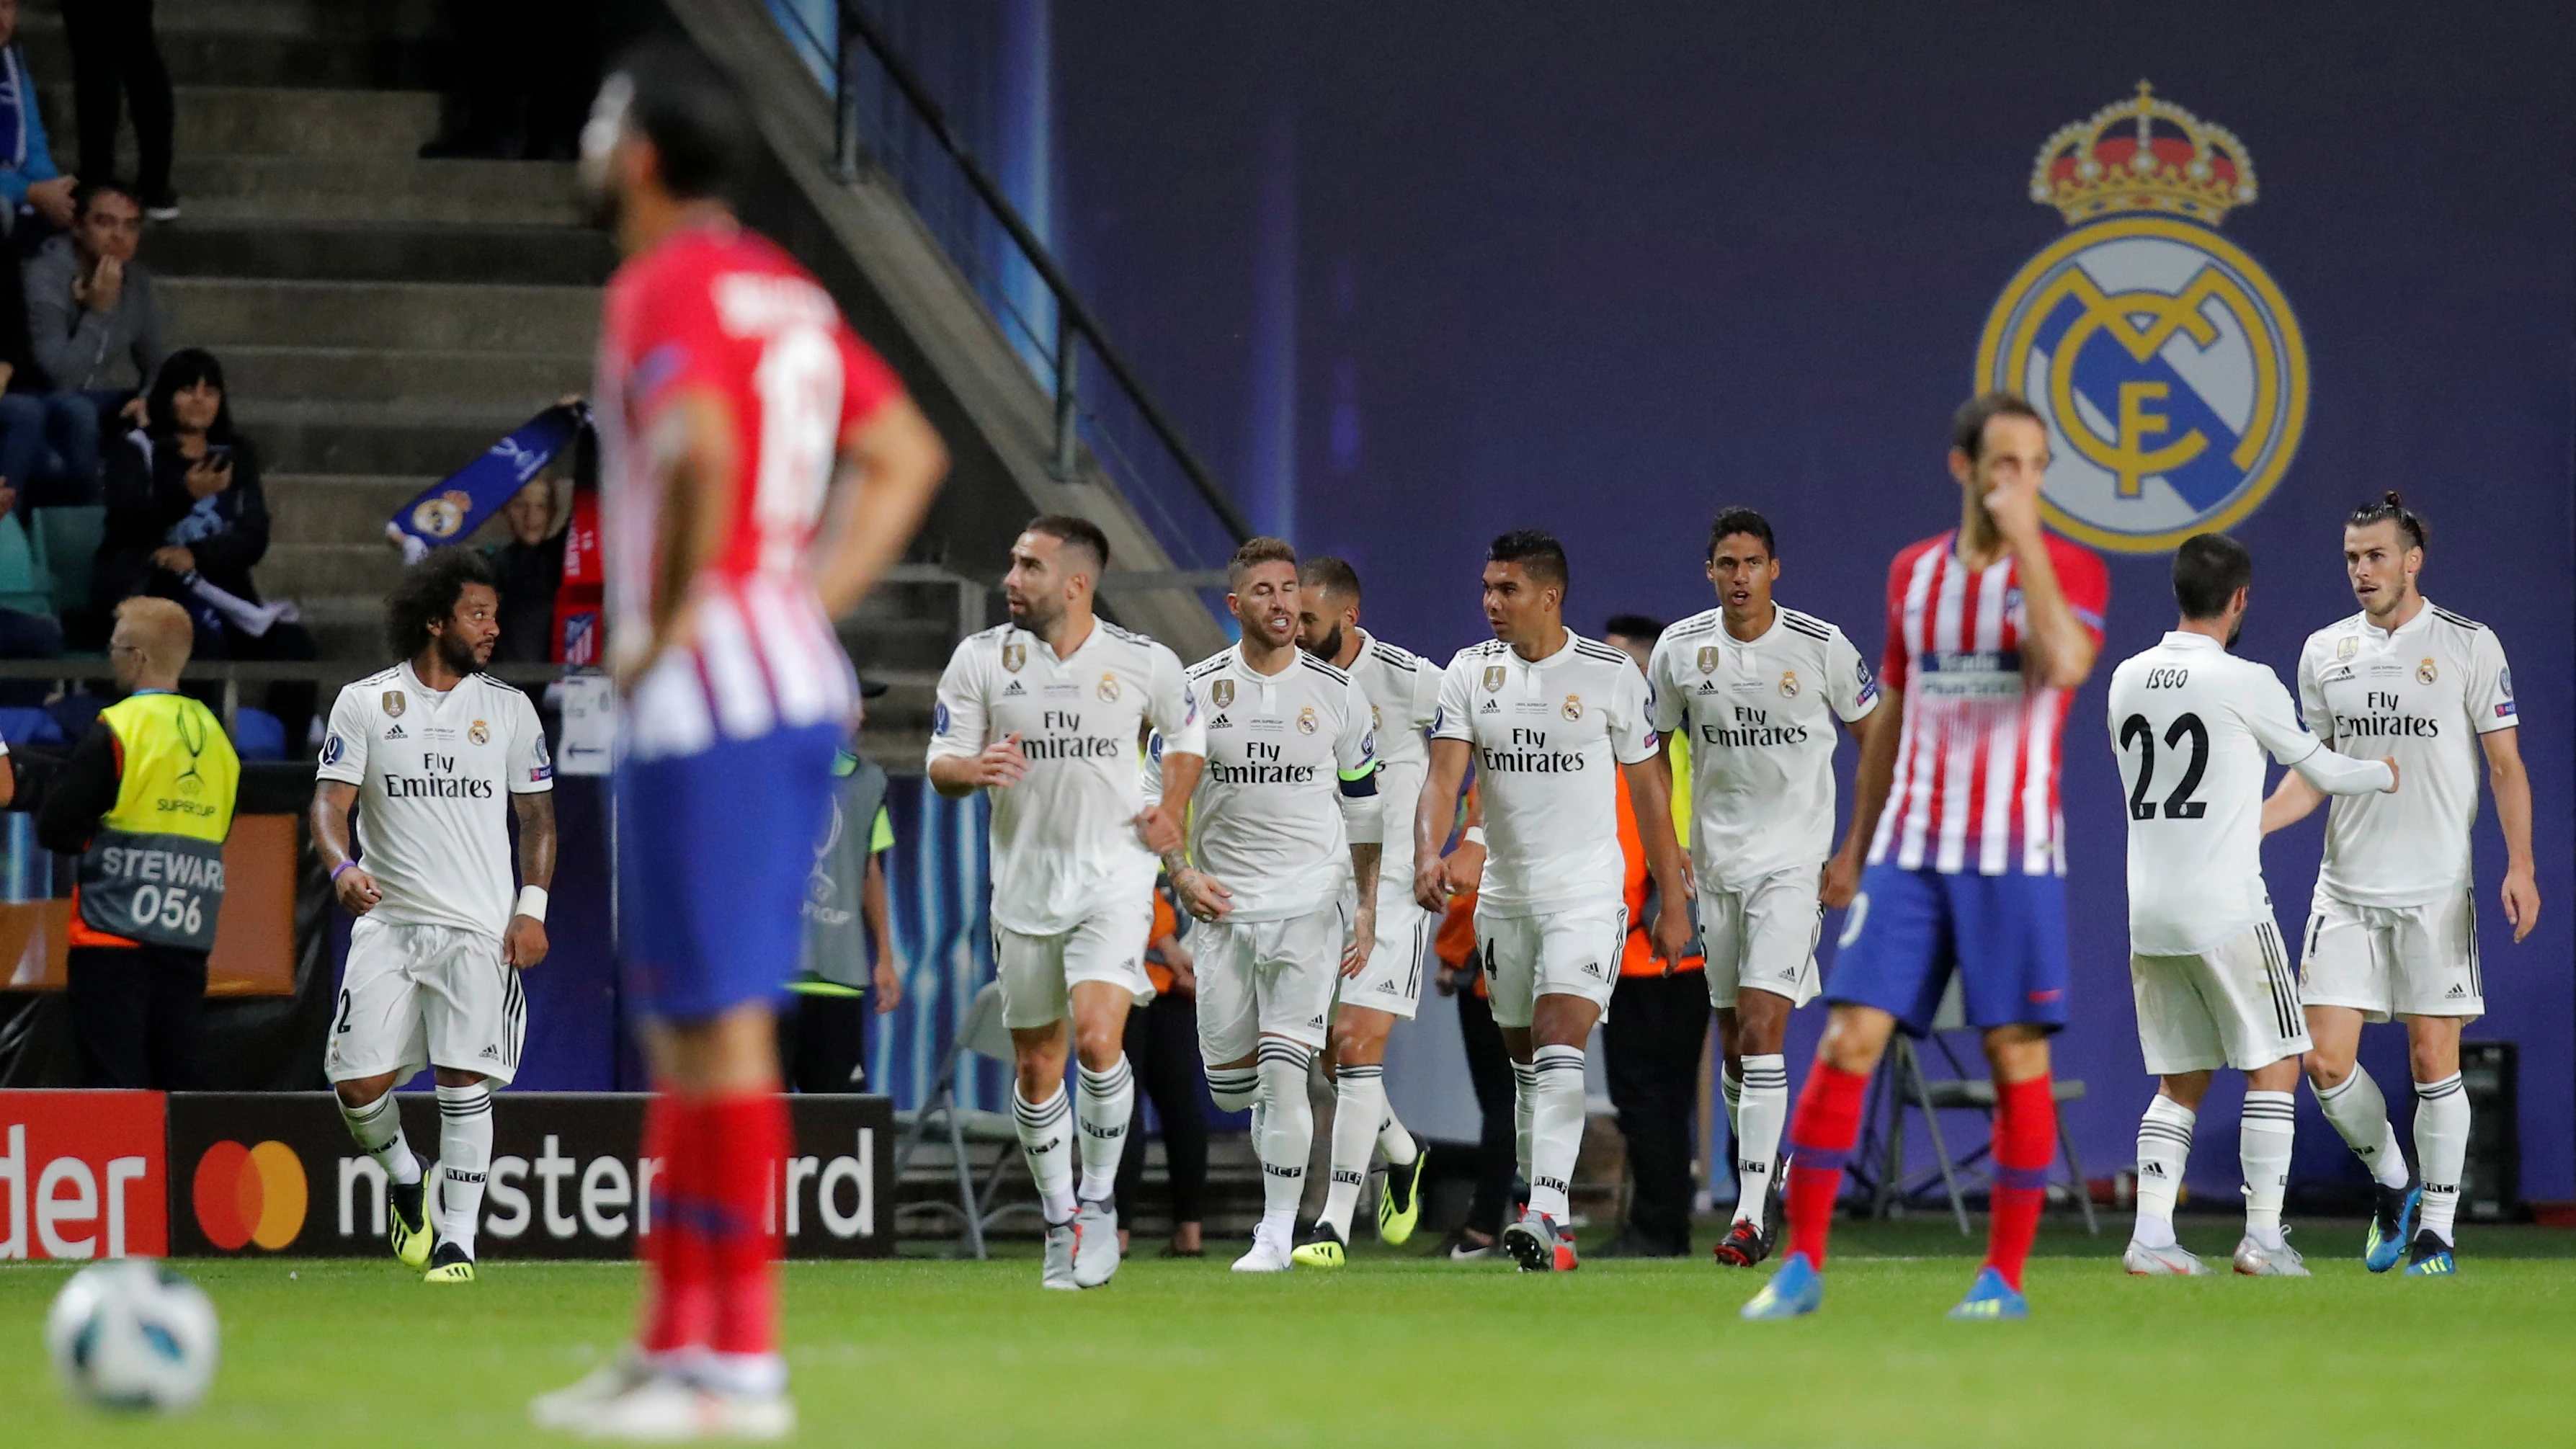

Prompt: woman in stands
xmin=95 ymin=347 xmax=318 ymax=751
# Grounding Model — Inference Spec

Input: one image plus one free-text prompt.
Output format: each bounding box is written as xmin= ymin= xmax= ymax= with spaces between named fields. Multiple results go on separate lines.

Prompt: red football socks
xmin=705 ymin=1092 xmax=788 ymax=1357
xmin=639 ymin=1095 xmax=713 ymax=1355
xmin=1986 ymin=1073 xmax=2056 ymax=1290
xmin=1784 ymin=1062 xmax=1870 ymax=1268
xmin=638 ymin=1092 xmax=788 ymax=1359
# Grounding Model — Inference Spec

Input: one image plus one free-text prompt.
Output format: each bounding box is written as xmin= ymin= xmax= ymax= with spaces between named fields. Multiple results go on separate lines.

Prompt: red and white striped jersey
xmin=1867 ymin=530 xmax=2110 ymax=876
xmin=596 ymin=222 xmax=904 ymax=759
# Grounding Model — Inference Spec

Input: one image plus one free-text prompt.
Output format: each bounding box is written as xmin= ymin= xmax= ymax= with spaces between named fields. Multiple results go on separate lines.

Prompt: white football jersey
xmin=1185 ymin=646 xmax=1380 ymax=920
xmin=1648 ymin=604 xmax=1877 ymax=890
xmin=316 ymin=664 xmax=552 ymax=937
xmin=2109 ymin=633 xmax=2392 ymax=956
xmin=2296 ymin=602 xmax=2517 ymax=909
xmin=1341 ymin=630 xmax=1440 ymax=882
xmin=927 ymin=619 xmax=1207 ymax=935
xmin=1431 ymin=631 xmax=1659 ymax=917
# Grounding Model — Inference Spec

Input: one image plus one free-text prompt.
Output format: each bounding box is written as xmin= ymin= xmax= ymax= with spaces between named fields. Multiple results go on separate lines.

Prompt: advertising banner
xmin=159 ymin=1092 xmax=891 ymax=1259
xmin=0 ymin=1090 xmax=169 ymax=1260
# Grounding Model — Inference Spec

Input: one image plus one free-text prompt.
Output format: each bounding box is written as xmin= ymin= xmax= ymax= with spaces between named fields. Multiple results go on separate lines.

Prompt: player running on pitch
xmin=2265 ymin=493 xmax=2537 ymax=1277
xmin=927 ymin=514 xmax=1205 ymax=1291
xmin=2108 ymin=534 xmax=2397 ymax=1278
xmin=1170 ymin=538 xmax=1382 ymax=1272
xmin=1417 ymin=530 xmax=1692 ymax=1273
xmin=318 ymin=550 xmax=556 ymax=1286
xmin=531 ymin=41 xmax=948 ymax=1440
xmin=1744 ymin=392 xmax=2108 ymax=1322
xmin=1290 ymin=556 xmax=1438 ymax=1267
xmin=1645 ymin=507 xmax=1878 ymax=1268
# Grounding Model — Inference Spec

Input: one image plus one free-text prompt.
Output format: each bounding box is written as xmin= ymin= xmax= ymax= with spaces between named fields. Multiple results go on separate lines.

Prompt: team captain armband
xmin=1338 ymin=761 xmax=1380 ymax=797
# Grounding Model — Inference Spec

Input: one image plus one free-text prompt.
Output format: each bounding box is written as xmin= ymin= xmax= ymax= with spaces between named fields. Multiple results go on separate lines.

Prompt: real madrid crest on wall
xmin=1976 ymin=82 xmax=2308 ymax=553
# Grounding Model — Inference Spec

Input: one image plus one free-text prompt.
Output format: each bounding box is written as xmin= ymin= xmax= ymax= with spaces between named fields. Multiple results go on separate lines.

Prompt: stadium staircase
xmin=18 ymin=0 xmax=1235 ymax=767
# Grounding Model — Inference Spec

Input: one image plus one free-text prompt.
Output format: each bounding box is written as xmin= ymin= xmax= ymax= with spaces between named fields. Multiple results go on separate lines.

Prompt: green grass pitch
xmin=5 ymin=1218 xmax=2572 ymax=1447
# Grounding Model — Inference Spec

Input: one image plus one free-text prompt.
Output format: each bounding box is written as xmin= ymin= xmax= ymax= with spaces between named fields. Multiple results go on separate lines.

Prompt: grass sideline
xmin=4 ymin=1218 xmax=2572 ymax=1448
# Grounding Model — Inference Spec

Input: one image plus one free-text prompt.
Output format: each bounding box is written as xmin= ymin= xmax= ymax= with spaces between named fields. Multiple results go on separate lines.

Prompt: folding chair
xmin=1852 ymin=980 xmax=2100 ymax=1235
xmin=891 ymin=981 xmax=1046 ymax=1257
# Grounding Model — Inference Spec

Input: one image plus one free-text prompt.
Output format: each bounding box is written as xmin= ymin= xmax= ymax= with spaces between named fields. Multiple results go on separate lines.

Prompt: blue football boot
xmin=2364 ymin=1179 xmax=2422 ymax=1274
xmin=1740 ymin=1252 xmax=1822 ymax=1320
xmin=1946 ymin=1265 xmax=2029 ymax=1321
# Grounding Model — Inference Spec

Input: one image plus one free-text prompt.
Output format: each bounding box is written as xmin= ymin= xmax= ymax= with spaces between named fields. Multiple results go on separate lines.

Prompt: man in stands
xmin=24 ymin=178 xmax=166 ymax=501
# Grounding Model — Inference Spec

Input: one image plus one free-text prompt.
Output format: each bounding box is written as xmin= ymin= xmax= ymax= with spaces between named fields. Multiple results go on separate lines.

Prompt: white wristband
xmin=1462 ymin=826 xmax=1486 ymax=847
xmin=514 ymin=886 xmax=549 ymax=923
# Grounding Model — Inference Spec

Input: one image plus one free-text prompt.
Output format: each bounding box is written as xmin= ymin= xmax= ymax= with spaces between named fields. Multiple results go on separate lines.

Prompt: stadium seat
xmin=889 ymin=981 xmax=1043 ymax=1258
xmin=0 ymin=705 xmax=63 ymax=748
xmin=232 ymin=707 xmax=290 ymax=761
xmin=1848 ymin=984 xmax=2101 ymax=1236
xmin=34 ymin=505 xmax=104 ymax=618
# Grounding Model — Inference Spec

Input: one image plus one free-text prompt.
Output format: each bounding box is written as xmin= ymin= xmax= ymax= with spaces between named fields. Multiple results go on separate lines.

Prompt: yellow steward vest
xmin=76 ymin=692 xmax=241 ymax=950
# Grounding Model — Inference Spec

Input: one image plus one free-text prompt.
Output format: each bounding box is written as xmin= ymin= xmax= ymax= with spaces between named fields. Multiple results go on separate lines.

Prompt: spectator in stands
xmin=0 ymin=0 xmax=78 ymax=238
xmin=97 ymin=347 xmax=319 ymax=741
xmin=1114 ymin=875 xmax=1208 ymax=1258
xmin=0 ymin=473 xmax=62 ymax=666
xmin=780 ymin=740 xmax=901 ymax=1093
xmin=61 ymin=0 xmax=177 ymax=220
xmin=24 ymin=179 xmax=163 ymax=499
xmin=483 ymin=471 xmax=568 ymax=664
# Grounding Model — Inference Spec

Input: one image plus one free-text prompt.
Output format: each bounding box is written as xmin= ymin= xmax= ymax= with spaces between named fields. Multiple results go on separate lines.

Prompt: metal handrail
xmin=776 ymin=1 xmax=1254 ymax=550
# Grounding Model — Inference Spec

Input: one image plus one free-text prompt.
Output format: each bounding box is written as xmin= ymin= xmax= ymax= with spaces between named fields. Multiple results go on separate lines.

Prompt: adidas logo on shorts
xmin=2447 ymin=984 xmax=2469 ymax=998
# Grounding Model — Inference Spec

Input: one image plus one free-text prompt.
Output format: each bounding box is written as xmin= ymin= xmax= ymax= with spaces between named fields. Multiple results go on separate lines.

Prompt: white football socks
xmin=1254 ymin=1039 xmax=1315 ymax=1237
xmin=1074 ymin=1057 xmax=1135 ymax=1203
xmin=1012 ymin=1084 xmax=1077 ymax=1223
xmin=1205 ymin=1066 xmax=1257 ymax=1114
xmin=339 ymin=1090 xmax=422 ymax=1187
xmin=1320 ymin=1063 xmax=1384 ymax=1238
xmin=2413 ymin=1073 xmax=2469 ymax=1244
xmin=2314 ymin=1065 xmax=2410 ymax=1189
xmin=434 ymin=1082 xmax=493 ymax=1257
xmin=1510 ymin=1060 xmax=1538 ymax=1187
xmin=2239 ymin=1090 xmax=2295 ymax=1247
xmin=1733 ymin=1054 xmax=1788 ymax=1229
xmin=1720 ymin=1063 xmax=1743 ymax=1138
xmin=1378 ymin=1096 xmax=1419 ymax=1168
xmin=1526 ymin=1045 xmax=1587 ymax=1222
xmin=2132 ymin=1094 xmax=2193 ymax=1248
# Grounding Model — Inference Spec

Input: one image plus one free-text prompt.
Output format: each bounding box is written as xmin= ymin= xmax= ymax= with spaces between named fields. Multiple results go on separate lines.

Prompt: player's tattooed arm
xmin=1342 ymin=842 xmax=1381 ymax=978
xmin=310 ymin=780 xmax=381 ymax=916
xmin=1137 ymin=750 xmax=1202 ymax=859
xmin=2481 ymin=726 xmax=2540 ymax=942
xmin=507 ymin=789 xmax=556 ymax=969
xmin=1414 ymin=739 xmax=1474 ymax=914
xmin=813 ymin=395 xmax=949 ymax=620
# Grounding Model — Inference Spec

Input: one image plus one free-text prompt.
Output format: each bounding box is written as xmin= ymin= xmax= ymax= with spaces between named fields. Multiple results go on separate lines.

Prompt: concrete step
xmin=146 ymin=220 xmax=615 ymax=286
xmin=219 ymin=345 xmax=589 ymax=409
xmin=837 ymin=616 xmax=955 ymax=674
xmin=257 ymin=540 xmax=420 ymax=599
xmin=40 ymin=86 xmax=442 ymax=161
xmin=260 ymin=473 xmax=434 ymax=544
xmin=233 ymin=398 xmax=532 ymax=476
xmin=17 ymin=5 xmax=433 ymax=92
xmin=174 ymin=156 xmax=584 ymax=226
xmin=161 ymin=278 xmax=600 ymax=353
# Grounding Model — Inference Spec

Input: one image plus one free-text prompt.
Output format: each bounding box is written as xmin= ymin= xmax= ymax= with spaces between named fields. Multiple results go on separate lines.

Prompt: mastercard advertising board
xmin=165 ymin=1093 xmax=892 ymax=1259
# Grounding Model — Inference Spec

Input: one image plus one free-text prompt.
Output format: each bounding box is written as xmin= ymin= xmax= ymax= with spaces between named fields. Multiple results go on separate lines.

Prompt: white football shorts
xmin=994 ymin=893 xmax=1159 ymax=1030
xmin=1334 ymin=874 xmax=1433 ymax=1020
xmin=1700 ymin=866 xmax=1823 ymax=1009
xmin=2131 ymin=919 xmax=2309 ymax=1075
xmin=1476 ymin=900 xmax=1628 ymax=1030
xmin=1193 ymin=900 xmax=1347 ymax=1063
xmin=326 ymin=918 xmax=525 ymax=1088
xmin=2299 ymin=889 xmax=2482 ymax=1022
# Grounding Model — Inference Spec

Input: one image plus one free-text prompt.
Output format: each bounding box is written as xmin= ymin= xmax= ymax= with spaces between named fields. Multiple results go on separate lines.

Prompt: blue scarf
xmin=388 ymin=401 xmax=588 ymax=557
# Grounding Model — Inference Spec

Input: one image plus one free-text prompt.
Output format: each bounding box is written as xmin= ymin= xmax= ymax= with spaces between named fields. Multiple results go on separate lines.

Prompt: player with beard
xmin=1288 ymin=556 xmax=1438 ymax=1267
xmin=927 ymin=514 xmax=1206 ymax=1290
xmin=531 ymin=41 xmax=948 ymax=1439
xmin=317 ymin=549 xmax=555 ymax=1287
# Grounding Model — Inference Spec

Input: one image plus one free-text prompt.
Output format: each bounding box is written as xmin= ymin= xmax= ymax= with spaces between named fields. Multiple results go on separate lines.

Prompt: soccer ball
xmin=44 ymin=1259 xmax=220 ymax=1413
